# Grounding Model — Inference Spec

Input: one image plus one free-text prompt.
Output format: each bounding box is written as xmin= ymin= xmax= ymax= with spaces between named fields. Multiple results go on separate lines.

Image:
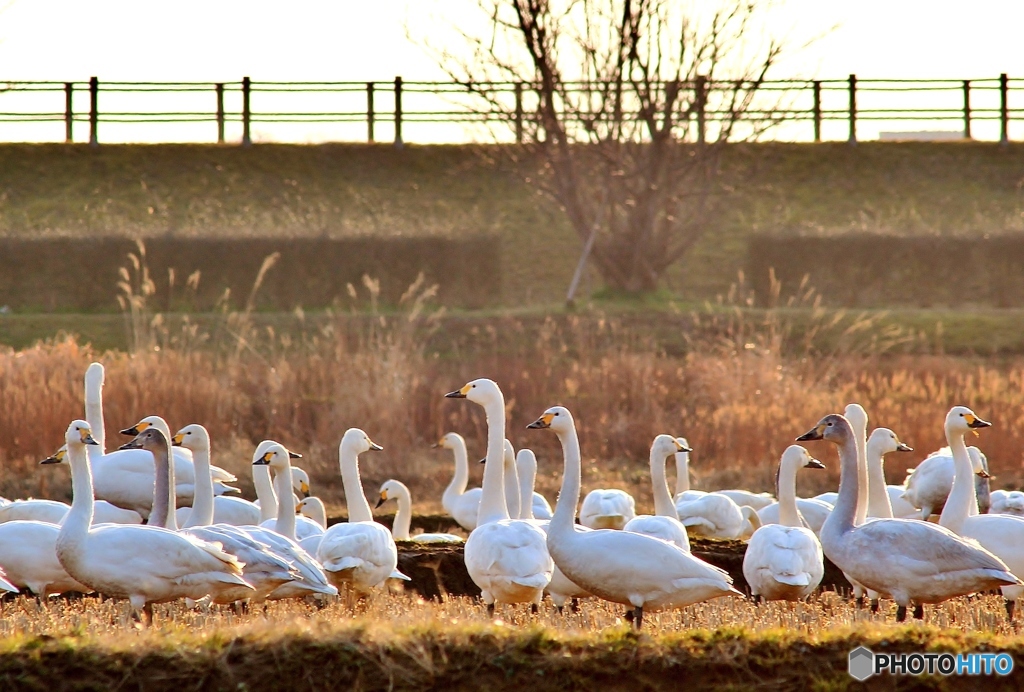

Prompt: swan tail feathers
xmin=389 ymin=570 xmax=411 ymax=581
xmin=773 ymin=573 xmax=811 ymax=587
xmin=510 ymin=573 xmax=551 ymax=590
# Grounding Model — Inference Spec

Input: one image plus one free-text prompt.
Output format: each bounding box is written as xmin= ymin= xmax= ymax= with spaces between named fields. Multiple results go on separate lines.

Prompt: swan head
xmin=780 ymin=444 xmax=825 ymax=470
xmin=375 ymin=479 xmax=409 ymax=508
xmin=120 ymin=415 xmax=171 ymax=439
xmin=516 ymin=448 xmax=537 ymax=471
xmin=85 ymin=362 xmax=104 ymax=390
xmin=651 ymin=434 xmax=689 ymax=460
xmin=340 ymin=428 xmax=384 ymax=456
xmin=118 ymin=425 xmax=169 ymax=452
xmin=40 ymin=445 xmax=69 ymax=465
xmin=444 ymin=378 xmax=503 ymax=407
xmin=796 ymin=413 xmax=852 ymax=445
xmin=503 ymin=439 xmax=516 ymax=468
xmin=291 ymin=466 xmax=311 ymax=497
xmin=65 ymin=420 xmax=99 ymax=447
xmin=866 ymin=427 xmax=913 ymax=456
xmin=945 ymin=406 xmax=991 ymax=437
xmin=171 ymin=423 xmax=210 ymax=451
xmin=843 ymin=403 xmax=868 ymax=433
xmin=432 ymin=432 xmax=465 ymax=450
xmin=253 ymin=442 xmax=292 ymax=469
xmin=251 ymin=440 xmax=302 ymax=463
xmin=526 ymin=405 xmax=574 ymax=434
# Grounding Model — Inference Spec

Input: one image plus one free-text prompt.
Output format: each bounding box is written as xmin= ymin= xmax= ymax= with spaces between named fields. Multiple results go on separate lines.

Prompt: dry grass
xmin=0 ymin=590 xmax=1022 ymax=690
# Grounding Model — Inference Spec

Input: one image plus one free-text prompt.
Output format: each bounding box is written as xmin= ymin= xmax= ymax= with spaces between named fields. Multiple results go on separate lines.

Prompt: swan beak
xmin=796 ymin=423 xmax=826 ymax=442
xmin=965 ymin=414 xmax=991 ymax=430
xmin=119 ymin=421 xmax=150 ymax=436
xmin=806 ymin=458 xmax=825 ymax=470
xmin=40 ymin=449 xmax=66 ymax=465
xmin=674 ymin=440 xmax=693 ymax=453
xmin=300 ymin=480 xmax=310 ymax=498
xmin=83 ymin=433 xmax=99 ymax=446
xmin=478 ymin=457 xmax=487 ymax=464
xmin=375 ymin=493 xmax=387 ymax=508
xmin=368 ymin=440 xmax=384 ymax=452
xmin=896 ymin=442 xmax=914 ymax=452
xmin=253 ymin=451 xmax=273 ymax=466
xmin=977 ymin=469 xmax=992 ymax=479
xmin=118 ymin=438 xmax=143 ymax=450
xmin=288 ymin=450 xmax=302 ymax=459
xmin=444 ymin=387 xmax=468 ymax=399
xmin=527 ymin=413 xmax=555 ymax=429
xmin=171 ymin=433 xmax=184 ymax=447
xmin=294 ymin=502 xmax=303 ymax=513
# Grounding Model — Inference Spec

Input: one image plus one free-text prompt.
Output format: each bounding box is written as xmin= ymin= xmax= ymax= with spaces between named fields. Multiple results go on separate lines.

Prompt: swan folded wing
xmin=468 ymin=522 xmax=553 ymax=583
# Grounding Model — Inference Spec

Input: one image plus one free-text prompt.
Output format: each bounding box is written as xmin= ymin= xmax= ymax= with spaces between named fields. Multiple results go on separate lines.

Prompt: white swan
xmin=445 ymin=379 xmax=552 ymax=613
xmin=376 ymin=480 xmax=464 ymax=544
xmin=528 ymin=405 xmax=738 ymax=628
xmin=902 ymin=446 xmax=991 ymax=520
xmin=937 ymin=406 xmax=1024 ymax=619
xmin=0 ymin=490 xmax=141 ymax=526
xmin=515 ymin=449 xmax=553 ymax=520
xmin=671 ymin=439 xmax=752 ymax=539
xmin=436 ymin=432 xmax=483 ymax=532
xmin=251 ymin=446 xmax=306 ymax=523
xmin=991 ymin=490 xmax=1024 ymax=517
xmin=316 ymin=429 xmax=405 ymax=593
xmin=63 ymin=422 xmax=252 ymax=623
xmin=296 ymin=496 xmax=328 ymax=555
xmin=257 ymin=452 xmax=324 ymax=544
xmin=797 ymin=413 xmax=1019 ymax=621
xmin=717 ymin=490 xmax=776 ymax=512
xmin=580 ymin=489 xmax=636 ymax=530
xmin=171 ymin=426 xmax=261 ymax=527
xmin=623 ymin=435 xmax=691 ymax=550
xmin=743 ymin=445 xmax=825 ymax=601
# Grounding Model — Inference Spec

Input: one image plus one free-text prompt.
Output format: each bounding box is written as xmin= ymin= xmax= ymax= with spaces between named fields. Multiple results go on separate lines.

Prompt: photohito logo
xmin=848 ymin=646 xmax=1014 ymax=680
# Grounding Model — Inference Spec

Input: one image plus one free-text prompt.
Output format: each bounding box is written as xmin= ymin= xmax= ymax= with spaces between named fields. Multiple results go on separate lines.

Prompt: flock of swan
xmin=2 ymin=362 xmax=1023 ymax=630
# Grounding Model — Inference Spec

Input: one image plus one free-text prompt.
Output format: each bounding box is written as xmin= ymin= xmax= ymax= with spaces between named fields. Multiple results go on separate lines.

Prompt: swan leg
xmin=531 ymin=603 xmax=538 ymax=615
xmin=1006 ymin=599 xmax=1016 ymax=621
xmin=570 ymin=598 xmax=580 ymax=613
xmin=486 ymin=603 xmax=495 ymax=617
xmin=631 ymin=605 xmax=643 ymax=630
xmin=870 ymin=599 xmax=879 ymax=613
xmin=751 ymin=594 xmax=762 ymax=606
xmin=913 ymin=604 xmax=924 ymax=620
xmin=895 ymin=605 xmax=907 ymax=622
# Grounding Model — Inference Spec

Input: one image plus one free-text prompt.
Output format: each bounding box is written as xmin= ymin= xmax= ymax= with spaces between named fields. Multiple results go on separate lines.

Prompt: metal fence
xmin=0 ymin=75 xmax=1020 ymax=145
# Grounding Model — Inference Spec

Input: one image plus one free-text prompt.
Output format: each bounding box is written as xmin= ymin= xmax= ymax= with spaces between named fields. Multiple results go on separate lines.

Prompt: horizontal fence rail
xmin=0 ymin=75 xmax=1020 ymax=145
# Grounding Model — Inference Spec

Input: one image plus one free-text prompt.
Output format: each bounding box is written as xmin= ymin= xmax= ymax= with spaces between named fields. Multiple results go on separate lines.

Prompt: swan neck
xmin=939 ymin=430 xmax=974 ymax=533
xmin=253 ymin=464 xmax=277 ymax=522
xmin=674 ymin=452 xmax=690 ymax=495
xmin=84 ymin=374 xmax=105 ymax=454
xmin=477 ymin=400 xmax=510 ymax=525
xmin=517 ymin=458 xmax=534 ymax=520
xmin=273 ymin=465 xmax=297 ymax=538
xmin=62 ymin=442 xmax=94 ymax=544
xmin=393 ymin=487 xmax=412 ymax=540
xmin=651 ymin=449 xmax=679 ymax=519
xmin=183 ymin=446 xmax=214 ymax=528
xmin=866 ymin=442 xmax=894 ymax=519
xmin=504 ymin=454 xmax=521 ymax=521
xmin=340 ymin=445 xmax=373 ymax=524
xmin=148 ymin=437 xmax=177 ymax=530
xmin=777 ymin=458 xmax=801 ymax=527
xmin=824 ymin=435 xmax=860 ymax=537
xmin=551 ymin=424 xmax=582 ymax=537
xmin=853 ymin=421 xmax=868 ymax=525
xmin=441 ymin=439 xmax=469 ymax=513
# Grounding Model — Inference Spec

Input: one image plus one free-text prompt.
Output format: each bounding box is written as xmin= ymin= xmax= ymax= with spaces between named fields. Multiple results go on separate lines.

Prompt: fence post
xmin=367 ymin=82 xmax=375 ymax=142
xmin=88 ymin=77 xmax=98 ymax=147
xmin=1000 ymin=73 xmax=1009 ymax=146
xmin=847 ymin=74 xmax=857 ymax=145
xmin=695 ymin=75 xmax=707 ymax=144
xmin=393 ymin=76 xmax=403 ymax=148
xmin=64 ymin=82 xmax=74 ymax=143
xmin=241 ymin=77 xmax=252 ymax=147
xmin=812 ymin=80 xmax=822 ymax=142
xmin=215 ymin=83 xmax=225 ymax=144
xmin=962 ymin=80 xmax=971 ymax=140
xmin=514 ymin=82 xmax=524 ymax=143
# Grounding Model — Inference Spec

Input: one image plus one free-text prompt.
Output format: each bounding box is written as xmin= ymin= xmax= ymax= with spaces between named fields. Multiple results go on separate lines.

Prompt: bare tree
xmin=429 ymin=0 xmax=790 ymax=298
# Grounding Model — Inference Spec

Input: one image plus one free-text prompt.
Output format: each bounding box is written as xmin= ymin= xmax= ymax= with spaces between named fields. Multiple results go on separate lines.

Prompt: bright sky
xmin=0 ymin=0 xmax=1021 ymax=143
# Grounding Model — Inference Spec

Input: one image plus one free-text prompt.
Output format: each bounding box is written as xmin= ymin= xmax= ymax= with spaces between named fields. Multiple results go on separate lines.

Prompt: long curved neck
xmin=340 ymin=446 xmax=373 ymax=523
xmin=517 ymin=458 xmax=534 ymax=521
xmin=853 ymin=422 xmax=869 ymax=525
xmin=777 ymin=458 xmax=801 ymax=527
xmin=503 ymin=454 xmax=521 ymax=521
xmin=823 ymin=435 xmax=860 ymax=538
xmin=254 ymin=465 xmax=277 ymax=522
xmin=939 ymin=430 xmax=975 ymax=534
xmin=84 ymin=371 xmax=105 ymax=455
xmin=183 ymin=445 xmax=214 ymax=528
xmin=393 ymin=488 xmax=412 ymax=540
xmin=304 ymin=498 xmax=327 ymax=528
xmin=674 ymin=452 xmax=691 ymax=495
xmin=477 ymin=400 xmax=509 ymax=525
xmin=62 ymin=443 xmax=94 ymax=544
xmin=441 ymin=439 xmax=469 ymax=512
xmin=866 ymin=442 xmax=894 ymax=519
xmin=551 ymin=424 xmax=581 ymax=537
xmin=652 ymin=450 xmax=679 ymax=519
xmin=149 ymin=439 xmax=177 ymax=530
xmin=273 ymin=465 xmax=297 ymax=538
